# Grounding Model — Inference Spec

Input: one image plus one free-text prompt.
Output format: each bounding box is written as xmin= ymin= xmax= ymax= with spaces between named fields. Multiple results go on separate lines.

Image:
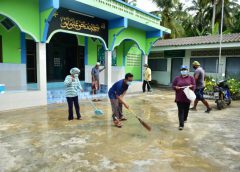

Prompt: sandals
xmin=120 ymin=117 xmax=127 ymax=121
xmin=113 ymin=120 xmax=122 ymax=128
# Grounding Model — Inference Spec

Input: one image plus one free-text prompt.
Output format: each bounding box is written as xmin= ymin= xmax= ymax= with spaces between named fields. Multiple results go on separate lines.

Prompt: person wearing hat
xmin=91 ymin=62 xmax=105 ymax=101
xmin=191 ymin=61 xmax=212 ymax=113
xmin=64 ymin=67 xmax=83 ymax=121
xmin=172 ymin=65 xmax=195 ymax=130
xmin=142 ymin=64 xmax=152 ymax=92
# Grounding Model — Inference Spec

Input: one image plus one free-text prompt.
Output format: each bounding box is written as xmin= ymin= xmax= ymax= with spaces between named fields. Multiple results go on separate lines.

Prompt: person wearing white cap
xmin=91 ymin=62 xmax=105 ymax=101
xmin=64 ymin=67 xmax=83 ymax=120
xmin=143 ymin=64 xmax=152 ymax=92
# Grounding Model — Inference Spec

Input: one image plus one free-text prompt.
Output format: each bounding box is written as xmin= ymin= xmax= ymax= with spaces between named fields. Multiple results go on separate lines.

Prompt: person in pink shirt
xmin=172 ymin=65 xmax=196 ymax=130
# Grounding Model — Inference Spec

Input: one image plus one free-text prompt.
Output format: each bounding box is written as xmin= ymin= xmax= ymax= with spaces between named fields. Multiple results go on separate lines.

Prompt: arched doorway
xmin=113 ymin=39 xmax=144 ymax=81
xmin=0 ymin=14 xmax=38 ymax=90
xmin=47 ymin=32 xmax=85 ymax=82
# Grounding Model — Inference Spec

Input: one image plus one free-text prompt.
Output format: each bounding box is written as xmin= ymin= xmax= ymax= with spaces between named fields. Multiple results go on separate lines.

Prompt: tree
xmin=151 ymin=0 xmax=185 ymax=38
xmin=186 ymin=0 xmax=211 ymax=36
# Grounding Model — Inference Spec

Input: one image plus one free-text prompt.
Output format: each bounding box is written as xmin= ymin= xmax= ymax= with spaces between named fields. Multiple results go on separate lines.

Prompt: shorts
xmin=92 ymin=80 xmax=100 ymax=90
xmin=195 ymin=88 xmax=205 ymax=101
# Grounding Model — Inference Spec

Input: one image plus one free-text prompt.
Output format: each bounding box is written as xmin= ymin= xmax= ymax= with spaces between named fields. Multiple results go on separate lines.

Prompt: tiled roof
xmin=154 ymin=33 xmax=240 ymax=47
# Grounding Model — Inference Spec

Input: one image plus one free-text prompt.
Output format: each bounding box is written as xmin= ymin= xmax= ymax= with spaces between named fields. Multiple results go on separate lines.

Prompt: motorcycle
xmin=213 ymin=80 xmax=231 ymax=110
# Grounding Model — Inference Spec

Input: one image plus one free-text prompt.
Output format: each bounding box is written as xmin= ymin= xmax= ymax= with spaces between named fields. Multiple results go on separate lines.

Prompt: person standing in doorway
xmin=190 ymin=61 xmax=212 ymax=113
xmin=142 ymin=64 xmax=152 ymax=92
xmin=91 ymin=62 xmax=105 ymax=101
xmin=64 ymin=67 xmax=83 ymax=121
xmin=172 ymin=65 xmax=195 ymax=130
xmin=108 ymin=73 xmax=133 ymax=128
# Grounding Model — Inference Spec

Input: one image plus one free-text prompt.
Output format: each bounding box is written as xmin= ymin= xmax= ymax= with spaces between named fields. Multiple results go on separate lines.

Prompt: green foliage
xmin=204 ymin=76 xmax=240 ymax=99
xmin=227 ymin=78 xmax=240 ymax=97
xmin=152 ymin=0 xmax=240 ymax=38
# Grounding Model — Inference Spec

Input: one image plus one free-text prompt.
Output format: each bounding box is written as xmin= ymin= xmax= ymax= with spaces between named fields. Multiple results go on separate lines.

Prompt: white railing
xmin=76 ymin=0 xmax=161 ymax=27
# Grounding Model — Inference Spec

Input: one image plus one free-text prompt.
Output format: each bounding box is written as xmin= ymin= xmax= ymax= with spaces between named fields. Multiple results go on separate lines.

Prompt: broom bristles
xmin=137 ymin=117 xmax=151 ymax=131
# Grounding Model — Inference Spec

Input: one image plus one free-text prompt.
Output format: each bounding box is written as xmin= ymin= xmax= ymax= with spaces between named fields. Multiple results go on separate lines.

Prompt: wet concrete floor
xmin=0 ymin=89 xmax=240 ymax=172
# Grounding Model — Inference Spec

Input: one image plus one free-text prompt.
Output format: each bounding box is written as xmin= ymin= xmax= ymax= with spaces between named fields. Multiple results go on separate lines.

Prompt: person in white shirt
xmin=142 ymin=64 xmax=152 ymax=92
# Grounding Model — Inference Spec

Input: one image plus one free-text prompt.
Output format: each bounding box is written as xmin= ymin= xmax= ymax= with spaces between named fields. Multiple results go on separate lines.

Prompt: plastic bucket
xmin=0 ymin=84 xmax=6 ymax=93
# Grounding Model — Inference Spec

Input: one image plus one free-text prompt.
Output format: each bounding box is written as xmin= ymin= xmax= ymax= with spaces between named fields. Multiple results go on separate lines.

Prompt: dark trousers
xmin=142 ymin=80 xmax=151 ymax=92
xmin=176 ymin=102 xmax=190 ymax=127
xmin=66 ymin=96 xmax=81 ymax=120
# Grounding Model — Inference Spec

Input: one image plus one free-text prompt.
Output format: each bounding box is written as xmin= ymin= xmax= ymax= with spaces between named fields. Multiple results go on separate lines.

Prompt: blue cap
xmin=180 ymin=65 xmax=188 ymax=70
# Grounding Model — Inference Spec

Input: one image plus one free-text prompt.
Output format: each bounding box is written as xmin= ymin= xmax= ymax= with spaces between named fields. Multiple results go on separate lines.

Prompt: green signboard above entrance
xmin=47 ymin=8 xmax=108 ymax=45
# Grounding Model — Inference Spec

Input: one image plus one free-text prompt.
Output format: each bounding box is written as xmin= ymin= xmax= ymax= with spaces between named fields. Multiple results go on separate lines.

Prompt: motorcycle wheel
xmin=216 ymin=100 xmax=223 ymax=110
xmin=226 ymin=100 xmax=231 ymax=106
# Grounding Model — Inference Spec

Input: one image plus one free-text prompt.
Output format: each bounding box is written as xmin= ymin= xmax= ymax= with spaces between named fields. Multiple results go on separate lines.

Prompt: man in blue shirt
xmin=108 ymin=73 xmax=134 ymax=128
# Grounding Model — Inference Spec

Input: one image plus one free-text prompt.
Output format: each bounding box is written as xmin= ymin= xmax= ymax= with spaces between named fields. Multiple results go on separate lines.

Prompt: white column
xmin=143 ymin=54 xmax=148 ymax=65
xmin=36 ymin=43 xmax=47 ymax=93
xmin=218 ymin=56 xmax=226 ymax=79
xmin=142 ymin=54 xmax=148 ymax=81
xmin=105 ymin=50 xmax=112 ymax=90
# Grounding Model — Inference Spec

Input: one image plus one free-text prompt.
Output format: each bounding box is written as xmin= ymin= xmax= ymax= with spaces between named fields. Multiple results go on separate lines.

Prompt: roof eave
xmin=151 ymin=42 xmax=240 ymax=51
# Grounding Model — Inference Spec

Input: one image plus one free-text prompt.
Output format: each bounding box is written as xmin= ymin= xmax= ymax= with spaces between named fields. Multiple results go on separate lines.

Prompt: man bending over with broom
xmin=108 ymin=73 xmax=133 ymax=128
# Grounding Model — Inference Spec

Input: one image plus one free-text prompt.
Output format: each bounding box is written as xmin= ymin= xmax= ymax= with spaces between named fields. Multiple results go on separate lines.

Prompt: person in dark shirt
xmin=108 ymin=73 xmax=133 ymax=128
xmin=172 ymin=65 xmax=195 ymax=130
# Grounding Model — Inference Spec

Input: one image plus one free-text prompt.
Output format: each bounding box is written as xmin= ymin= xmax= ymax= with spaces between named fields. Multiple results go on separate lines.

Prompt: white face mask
xmin=126 ymin=81 xmax=132 ymax=86
xmin=74 ymin=74 xmax=79 ymax=78
xmin=181 ymin=70 xmax=188 ymax=76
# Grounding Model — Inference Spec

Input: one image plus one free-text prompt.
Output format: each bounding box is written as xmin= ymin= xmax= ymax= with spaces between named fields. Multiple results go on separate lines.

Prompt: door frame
xmin=170 ymin=58 xmax=183 ymax=82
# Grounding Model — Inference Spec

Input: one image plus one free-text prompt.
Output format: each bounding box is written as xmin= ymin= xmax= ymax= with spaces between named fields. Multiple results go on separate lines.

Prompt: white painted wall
xmin=152 ymin=71 xmax=171 ymax=85
xmin=85 ymin=65 xmax=125 ymax=85
xmin=0 ymin=43 xmax=47 ymax=112
xmin=0 ymin=63 xmax=27 ymax=90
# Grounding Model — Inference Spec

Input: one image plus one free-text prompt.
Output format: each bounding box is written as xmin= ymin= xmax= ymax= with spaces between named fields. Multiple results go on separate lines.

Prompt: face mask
xmin=126 ymin=81 xmax=132 ymax=86
xmin=181 ymin=70 xmax=188 ymax=76
xmin=74 ymin=74 xmax=79 ymax=78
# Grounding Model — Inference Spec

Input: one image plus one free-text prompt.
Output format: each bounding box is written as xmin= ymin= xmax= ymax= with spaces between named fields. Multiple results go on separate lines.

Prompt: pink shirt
xmin=172 ymin=75 xmax=196 ymax=103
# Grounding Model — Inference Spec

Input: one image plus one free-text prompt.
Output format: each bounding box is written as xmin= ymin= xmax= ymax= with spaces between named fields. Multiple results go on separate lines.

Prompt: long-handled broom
xmin=128 ymin=109 xmax=151 ymax=131
xmin=86 ymin=96 xmax=103 ymax=116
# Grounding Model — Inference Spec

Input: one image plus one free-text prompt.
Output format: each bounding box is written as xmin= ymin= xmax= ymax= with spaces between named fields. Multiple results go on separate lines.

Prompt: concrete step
xmin=47 ymin=90 xmax=107 ymax=104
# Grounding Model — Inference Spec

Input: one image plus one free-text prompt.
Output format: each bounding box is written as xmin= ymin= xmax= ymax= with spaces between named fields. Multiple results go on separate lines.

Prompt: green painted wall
xmin=77 ymin=35 xmax=85 ymax=46
xmin=109 ymin=27 xmax=146 ymax=55
xmin=0 ymin=24 xmax=21 ymax=63
xmin=88 ymin=38 xmax=102 ymax=65
xmin=0 ymin=0 xmax=40 ymax=41
xmin=125 ymin=44 xmax=142 ymax=81
xmin=116 ymin=43 xmax=123 ymax=66
xmin=40 ymin=8 xmax=53 ymax=42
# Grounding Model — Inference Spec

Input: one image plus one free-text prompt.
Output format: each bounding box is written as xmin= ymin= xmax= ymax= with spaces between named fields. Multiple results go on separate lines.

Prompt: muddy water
xmin=0 ymin=90 xmax=240 ymax=172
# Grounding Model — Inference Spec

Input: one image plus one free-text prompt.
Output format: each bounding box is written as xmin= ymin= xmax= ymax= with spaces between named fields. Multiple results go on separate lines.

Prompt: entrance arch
xmin=114 ymin=39 xmax=144 ymax=81
xmin=0 ymin=12 xmax=38 ymax=42
xmin=47 ymin=32 xmax=85 ymax=81
xmin=46 ymin=29 xmax=108 ymax=50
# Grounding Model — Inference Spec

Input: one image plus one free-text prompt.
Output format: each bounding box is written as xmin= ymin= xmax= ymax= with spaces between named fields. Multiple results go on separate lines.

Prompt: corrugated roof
xmin=154 ymin=33 xmax=240 ymax=47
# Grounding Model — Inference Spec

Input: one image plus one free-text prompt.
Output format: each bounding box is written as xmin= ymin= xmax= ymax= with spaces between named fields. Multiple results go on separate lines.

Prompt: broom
xmin=86 ymin=96 xmax=103 ymax=116
xmin=128 ymin=109 xmax=151 ymax=131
